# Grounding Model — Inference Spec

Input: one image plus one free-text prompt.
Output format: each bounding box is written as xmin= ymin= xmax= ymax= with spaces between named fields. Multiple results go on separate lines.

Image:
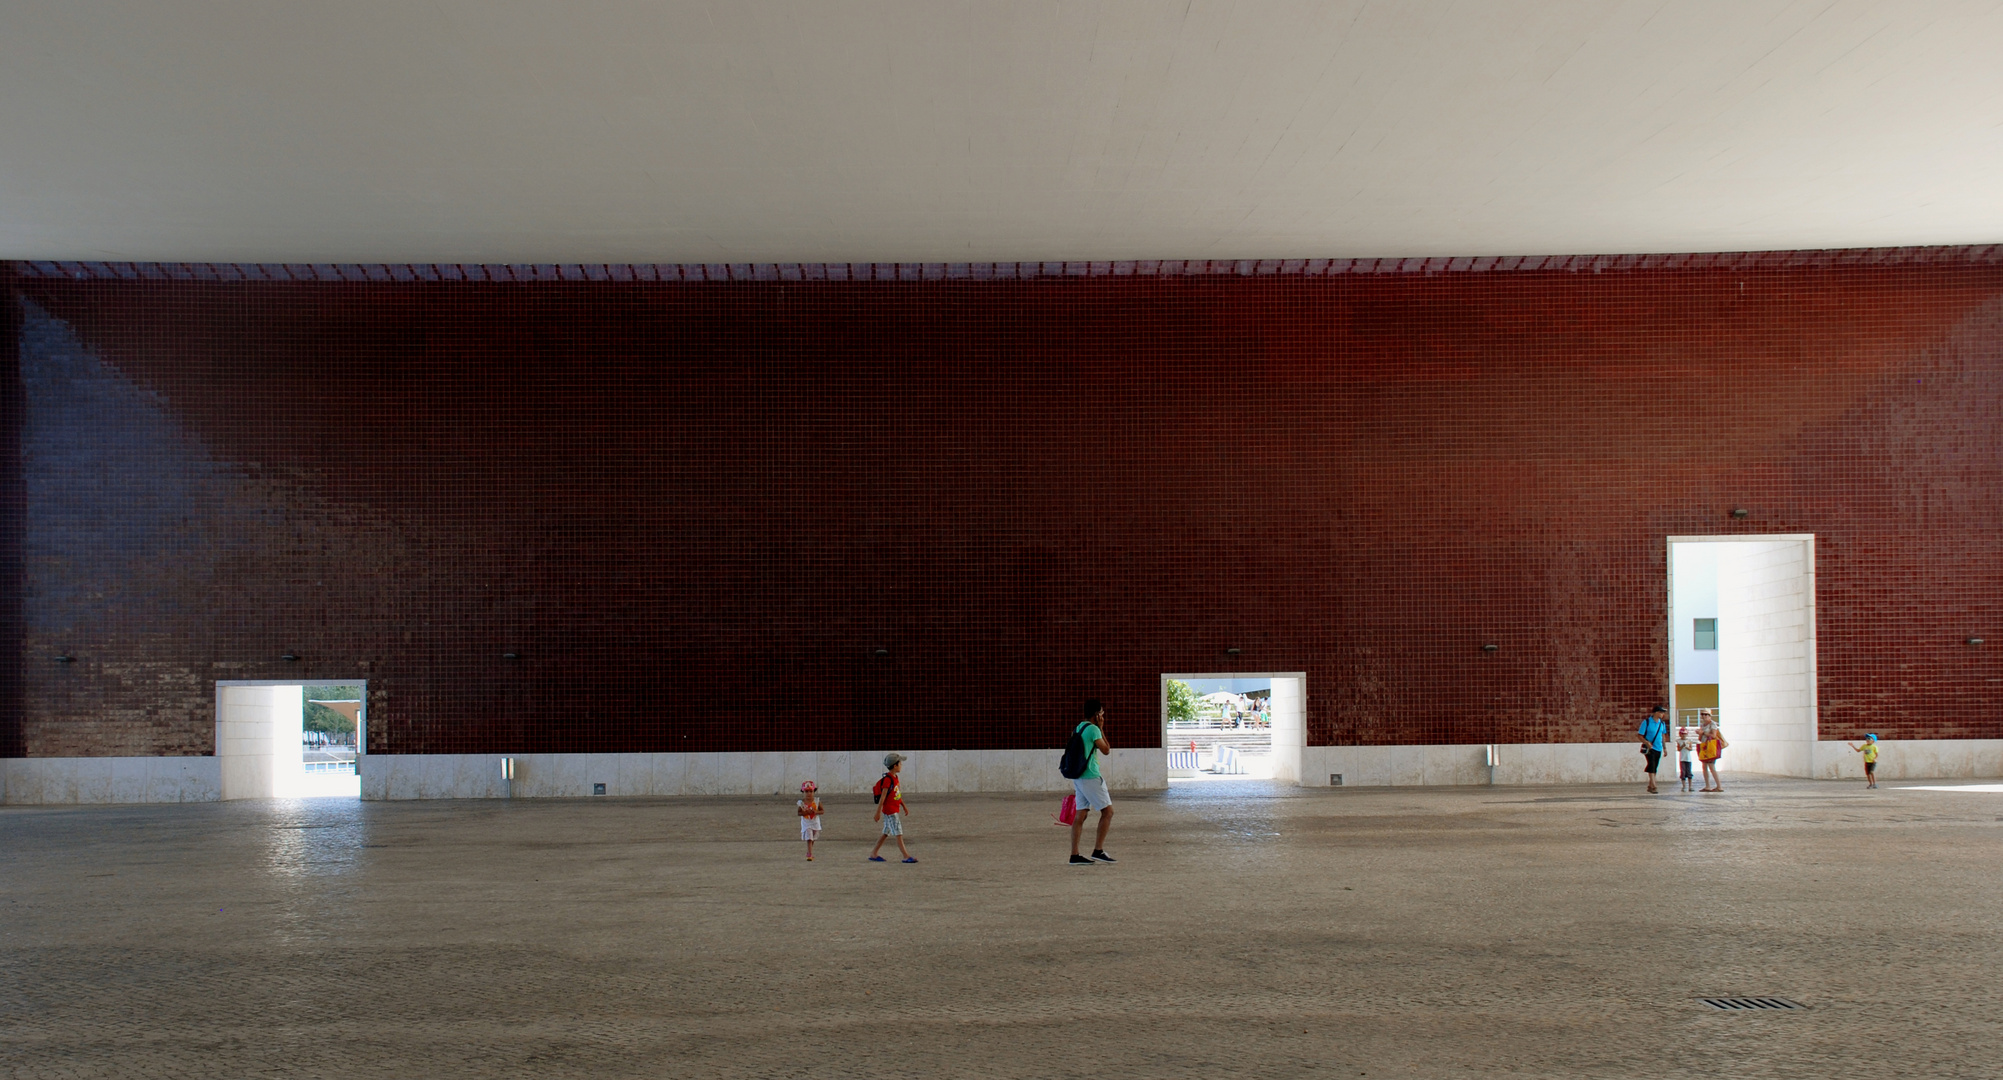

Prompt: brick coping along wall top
xmin=13 ymin=244 xmax=2003 ymax=284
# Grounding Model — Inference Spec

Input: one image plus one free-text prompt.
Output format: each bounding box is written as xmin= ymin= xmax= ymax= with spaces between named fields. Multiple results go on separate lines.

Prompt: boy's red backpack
xmin=872 ymin=773 xmax=896 ymax=804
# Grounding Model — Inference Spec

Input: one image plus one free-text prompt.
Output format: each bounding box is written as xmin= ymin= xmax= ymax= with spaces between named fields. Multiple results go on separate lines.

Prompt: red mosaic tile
xmin=5 ymin=248 xmax=2000 ymax=757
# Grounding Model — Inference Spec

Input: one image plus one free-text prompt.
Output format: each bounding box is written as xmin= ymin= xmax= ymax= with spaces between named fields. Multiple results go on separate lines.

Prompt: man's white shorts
xmin=1072 ymin=776 xmax=1113 ymax=811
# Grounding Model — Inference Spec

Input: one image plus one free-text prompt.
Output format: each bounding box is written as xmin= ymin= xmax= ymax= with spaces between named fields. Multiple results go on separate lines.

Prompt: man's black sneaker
xmin=1068 ymin=854 xmax=1094 ymax=866
xmin=1090 ymin=850 xmax=1116 ymax=863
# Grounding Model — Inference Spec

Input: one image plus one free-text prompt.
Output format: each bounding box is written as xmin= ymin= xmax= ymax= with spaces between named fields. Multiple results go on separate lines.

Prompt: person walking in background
xmin=1068 ymin=700 xmax=1116 ymax=865
xmin=1676 ymin=726 xmax=1696 ymax=793
xmin=1697 ymin=709 xmax=1727 ymax=792
xmin=1847 ymin=734 xmax=1881 ymax=788
xmin=1637 ymin=705 xmax=1670 ymax=794
xmin=869 ymin=753 xmax=917 ymax=863
xmin=797 ymin=781 xmax=823 ymax=860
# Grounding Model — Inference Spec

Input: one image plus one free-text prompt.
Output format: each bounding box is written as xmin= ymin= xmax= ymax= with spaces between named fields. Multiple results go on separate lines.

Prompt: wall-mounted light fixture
xmin=1730 ymin=508 xmax=1750 ymax=519
xmin=1481 ymin=643 xmax=1499 ymax=653
xmin=281 ymin=653 xmax=300 ymax=662
xmin=54 ymin=654 xmax=74 ymax=664
xmin=1224 ymin=647 xmax=1242 ymax=656
xmin=1968 ymin=637 xmax=1986 ymax=647
xmin=502 ymin=652 xmax=521 ymax=660
xmin=873 ymin=648 xmax=890 ymax=657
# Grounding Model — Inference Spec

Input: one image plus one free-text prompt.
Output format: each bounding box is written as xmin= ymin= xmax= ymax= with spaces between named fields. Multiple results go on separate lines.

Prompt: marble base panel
xmin=1717 ymin=740 xmax=1814 ymax=779
xmin=1807 ymin=739 xmax=2003 ymax=781
xmin=25 ymin=741 xmax=1993 ymax=803
xmin=1 ymin=757 xmax=222 ymax=804
xmin=360 ymin=748 xmax=1168 ymax=800
xmin=1305 ymin=744 xmax=1672 ymax=787
xmin=1302 ymin=740 xmax=2003 ymax=786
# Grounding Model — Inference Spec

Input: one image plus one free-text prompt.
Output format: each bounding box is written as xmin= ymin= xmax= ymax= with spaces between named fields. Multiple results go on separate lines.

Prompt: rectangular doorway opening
xmin=216 ymin=680 xmax=367 ymax=799
xmin=1668 ymin=536 xmax=1816 ymax=778
xmin=1162 ymin=673 xmax=1305 ymax=786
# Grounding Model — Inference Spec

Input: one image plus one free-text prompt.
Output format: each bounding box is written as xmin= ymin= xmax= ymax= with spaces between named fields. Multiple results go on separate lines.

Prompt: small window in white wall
xmin=1693 ymin=618 xmax=1717 ymax=651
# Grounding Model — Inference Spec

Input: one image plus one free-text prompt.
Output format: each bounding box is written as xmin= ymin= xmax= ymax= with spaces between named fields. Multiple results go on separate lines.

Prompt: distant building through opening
xmin=302 ymin=685 xmax=362 ymax=798
xmin=1164 ymin=676 xmax=1274 ymax=781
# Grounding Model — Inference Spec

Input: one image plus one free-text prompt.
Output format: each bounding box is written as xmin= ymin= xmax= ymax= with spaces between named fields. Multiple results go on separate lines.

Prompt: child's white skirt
xmin=800 ymin=819 xmax=822 ymax=841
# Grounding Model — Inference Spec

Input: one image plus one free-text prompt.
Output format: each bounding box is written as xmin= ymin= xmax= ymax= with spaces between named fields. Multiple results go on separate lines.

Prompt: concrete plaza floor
xmin=3 ymin=777 xmax=2000 ymax=1079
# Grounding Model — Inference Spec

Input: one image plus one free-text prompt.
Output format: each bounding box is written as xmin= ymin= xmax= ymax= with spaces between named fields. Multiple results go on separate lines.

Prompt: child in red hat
xmin=797 ymin=781 xmax=823 ymax=860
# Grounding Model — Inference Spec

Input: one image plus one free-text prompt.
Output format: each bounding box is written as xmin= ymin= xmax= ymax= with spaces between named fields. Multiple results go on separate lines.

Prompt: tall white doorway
xmin=216 ymin=680 xmax=367 ymax=799
xmin=1668 ymin=537 xmax=1816 ymax=777
xmin=1161 ymin=672 xmax=1305 ymax=785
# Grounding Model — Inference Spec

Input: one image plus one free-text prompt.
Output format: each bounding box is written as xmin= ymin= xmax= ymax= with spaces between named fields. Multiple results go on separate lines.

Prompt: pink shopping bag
xmin=1054 ymin=792 xmax=1078 ymax=826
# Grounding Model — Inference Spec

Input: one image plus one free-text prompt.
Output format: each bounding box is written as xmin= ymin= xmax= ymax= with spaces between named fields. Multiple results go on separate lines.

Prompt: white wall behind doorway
xmin=1670 ymin=535 xmax=1817 ymax=777
xmin=1269 ymin=676 xmax=1305 ymax=783
xmin=217 ymin=684 xmax=297 ymax=799
xmin=1670 ymin=543 xmax=1720 ymax=685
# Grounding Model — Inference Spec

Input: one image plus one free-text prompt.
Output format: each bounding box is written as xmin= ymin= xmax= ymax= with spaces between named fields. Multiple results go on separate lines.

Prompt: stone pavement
xmin=3 ymin=777 xmax=2000 ymax=1079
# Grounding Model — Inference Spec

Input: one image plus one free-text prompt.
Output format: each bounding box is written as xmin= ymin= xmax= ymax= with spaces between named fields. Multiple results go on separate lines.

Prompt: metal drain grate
xmin=1700 ymin=997 xmax=1803 ymax=1011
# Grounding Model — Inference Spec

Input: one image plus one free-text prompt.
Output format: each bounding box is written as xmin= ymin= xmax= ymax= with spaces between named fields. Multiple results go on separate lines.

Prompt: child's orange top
xmin=797 ymin=798 xmax=821 ymax=819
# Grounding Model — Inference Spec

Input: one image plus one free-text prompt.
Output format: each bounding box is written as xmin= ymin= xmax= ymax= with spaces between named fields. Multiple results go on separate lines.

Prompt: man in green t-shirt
xmin=1068 ymin=699 xmax=1116 ymax=865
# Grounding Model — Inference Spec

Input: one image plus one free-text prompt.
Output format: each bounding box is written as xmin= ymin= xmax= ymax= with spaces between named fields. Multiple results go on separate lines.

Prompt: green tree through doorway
xmin=303 ymin=685 xmax=360 ymax=737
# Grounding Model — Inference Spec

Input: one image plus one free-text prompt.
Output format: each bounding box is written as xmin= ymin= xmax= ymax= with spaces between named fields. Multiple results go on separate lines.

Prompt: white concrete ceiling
xmin=4 ymin=1 xmax=2002 ymax=263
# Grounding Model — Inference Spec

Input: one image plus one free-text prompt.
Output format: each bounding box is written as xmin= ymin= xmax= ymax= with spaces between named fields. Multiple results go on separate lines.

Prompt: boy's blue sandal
xmin=867 ymin=855 xmax=887 ymax=861
xmin=901 ymin=857 xmax=918 ymax=863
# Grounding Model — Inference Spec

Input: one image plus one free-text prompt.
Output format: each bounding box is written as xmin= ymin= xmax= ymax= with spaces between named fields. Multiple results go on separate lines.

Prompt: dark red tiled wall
xmin=0 ymin=267 xmax=20 ymax=758
xmin=7 ymin=251 xmax=2002 ymax=757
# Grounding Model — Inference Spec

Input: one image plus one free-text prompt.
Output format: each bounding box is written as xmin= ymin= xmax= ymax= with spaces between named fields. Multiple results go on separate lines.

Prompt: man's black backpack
xmin=1058 ymin=722 xmax=1091 ymax=779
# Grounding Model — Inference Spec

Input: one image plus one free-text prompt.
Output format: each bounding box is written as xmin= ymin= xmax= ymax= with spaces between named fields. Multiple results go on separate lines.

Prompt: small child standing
xmin=797 ymin=781 xmax=823 ymax=860
xmin=1675 ymin=726 xmax=1696 ymax=792
xmin=868 ymin=753 xmax=917 ymax=863
xmin=1847 ymin=734 xmax=1881 ymax=788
